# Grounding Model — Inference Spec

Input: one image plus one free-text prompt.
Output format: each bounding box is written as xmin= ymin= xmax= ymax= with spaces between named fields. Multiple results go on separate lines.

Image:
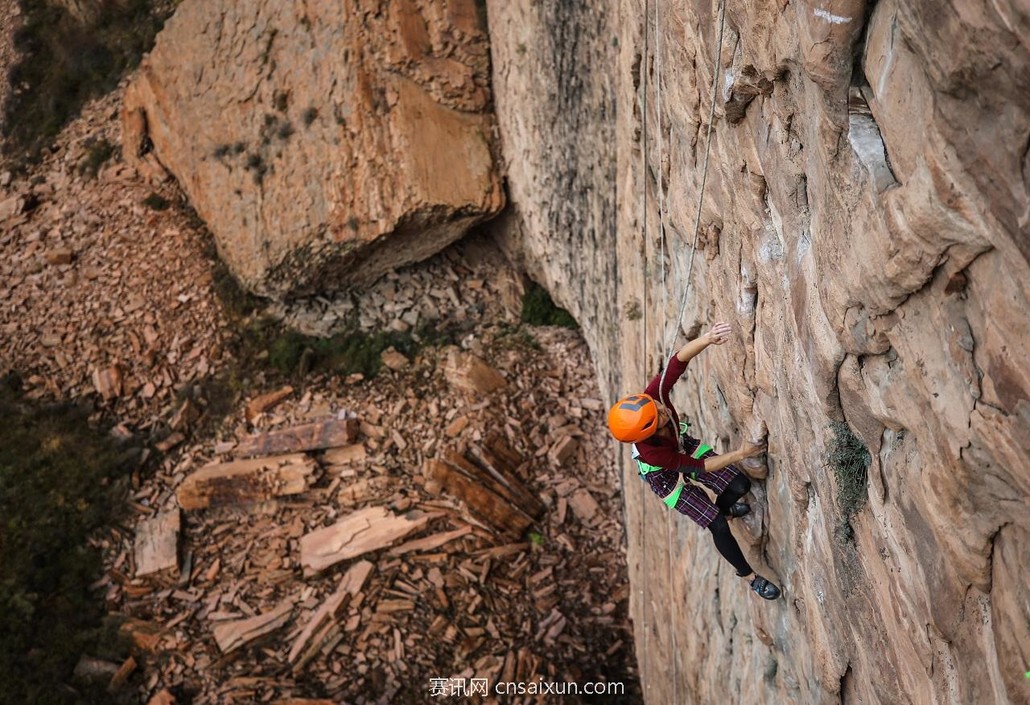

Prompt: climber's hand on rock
xmin=705 ymin=321 xmax=731 ymax=345
xmin=738 ymin=441 xmax=766 ymax=460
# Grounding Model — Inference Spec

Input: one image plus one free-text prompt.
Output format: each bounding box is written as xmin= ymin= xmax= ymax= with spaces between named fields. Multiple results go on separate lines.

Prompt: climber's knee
xmin=707 ymin=514 xmax=731 ymax=536
xmin=726 ymin=473 xmax=751 ymax=497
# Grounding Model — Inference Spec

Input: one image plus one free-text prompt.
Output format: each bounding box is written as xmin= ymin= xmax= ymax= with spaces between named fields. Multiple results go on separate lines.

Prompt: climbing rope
xmin=637 ymin=0 xmax=651 ymax=695
xmin=649 ymin=2 xmax=683 ymax=703
xmin=654 ymin=0 xmax=668 ymax=370
xmin=636 ymin=0 xmax=728 ymax=697
xmin=658 ymin=0 xmax=727 ymax=394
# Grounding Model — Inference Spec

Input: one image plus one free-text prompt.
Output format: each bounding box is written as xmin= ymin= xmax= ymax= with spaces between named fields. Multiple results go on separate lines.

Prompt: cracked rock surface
xmin=122 ymin=0 xmax=505 ymax=298
xmin=486 ymin=0 xmax=1029 ymax=703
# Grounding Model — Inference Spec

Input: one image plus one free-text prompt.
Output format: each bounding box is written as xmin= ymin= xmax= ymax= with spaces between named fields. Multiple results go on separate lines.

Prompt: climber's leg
xmin=671 ymin=482 xmax=722 ymax=528
xmin=710 ymin=515 xmax=782 ymax=600
xmin=681 ymin=436 xmax=752 ymax=516
xmin=715 ymin=473 xmax=751 ymax=514
xmin=707 ymin=515 xmax=753 ymax=576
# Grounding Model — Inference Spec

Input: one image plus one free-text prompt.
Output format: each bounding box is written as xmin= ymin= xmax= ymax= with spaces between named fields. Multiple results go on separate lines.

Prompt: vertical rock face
xmin=487 ymin=0 xmax=1029 ymax=703
xmin=122 ymin=0 xmax=504 ymax=298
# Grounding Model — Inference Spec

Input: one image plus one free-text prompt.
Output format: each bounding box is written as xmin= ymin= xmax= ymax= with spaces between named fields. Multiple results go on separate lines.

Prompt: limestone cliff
xmin=117 ymin=0 xmax=1029 ymax=702
xmin=488 ymin=0 xmax=1029 ymax=703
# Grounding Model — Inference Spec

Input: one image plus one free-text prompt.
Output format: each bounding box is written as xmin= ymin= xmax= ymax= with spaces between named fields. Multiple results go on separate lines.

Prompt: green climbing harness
xmin=632 ymin=422 xmax=713 ymax=508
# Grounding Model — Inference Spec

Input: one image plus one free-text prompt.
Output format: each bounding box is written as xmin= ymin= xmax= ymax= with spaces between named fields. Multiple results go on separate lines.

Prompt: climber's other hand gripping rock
xmin=703 ymin=321 xmax=732 ymax=345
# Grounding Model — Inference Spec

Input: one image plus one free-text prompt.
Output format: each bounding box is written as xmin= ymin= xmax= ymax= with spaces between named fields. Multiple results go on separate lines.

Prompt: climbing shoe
xmin=749 ymin=575 xmax=781 ymax=600
xmin=724 ymin=502 xmax=751 ymax=518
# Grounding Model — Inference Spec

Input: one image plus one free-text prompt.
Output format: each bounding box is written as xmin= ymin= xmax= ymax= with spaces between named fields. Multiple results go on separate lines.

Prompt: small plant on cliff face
xmin=829 ymin=420 xmax=871 ymax=542
xmin=276 ymin=121 xmax=295 ymax=140
xmin=273 ymin=90 xmax=289 ymax=113
xmin=301 ymin=106 xmax=319 ymax=127
xmin=623 ymin=299 xmax=642 ymax=322
xmin=244 ymin=152 xmax=268 ymax=185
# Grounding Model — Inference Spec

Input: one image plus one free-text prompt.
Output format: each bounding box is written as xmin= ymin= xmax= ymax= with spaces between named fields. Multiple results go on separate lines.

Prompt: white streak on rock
xmin=813 ymin=8 xmax=852 ymax=24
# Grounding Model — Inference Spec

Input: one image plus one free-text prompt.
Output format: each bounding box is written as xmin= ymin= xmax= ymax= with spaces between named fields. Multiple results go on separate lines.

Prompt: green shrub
xmin=829 ymin=421 xmax=870 ymax=542
xmin=521 ymin=281 xmax=578 ymax=328
xmin=244 ymin=318 xmax=421 ymax=380
xmin=3 ymin=0 xmax=171 ymax=162
xmin=0 ymin=385 xmax=133 ymax=704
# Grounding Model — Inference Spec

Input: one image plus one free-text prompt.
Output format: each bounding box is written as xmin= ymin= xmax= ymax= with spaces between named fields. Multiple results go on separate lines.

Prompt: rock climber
xmin=607 ymin=322 xmax=781 ymax=600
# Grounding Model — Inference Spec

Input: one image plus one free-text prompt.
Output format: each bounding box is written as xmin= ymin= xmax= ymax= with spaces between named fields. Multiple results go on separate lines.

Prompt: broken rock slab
xmin=424 ymin=456 xmax=535 ymax=537
xmin=288 ymin=560 xmax=373 ymax=671
xmin=443 ymin=348 xmax=507 ymax=396
xmin=147 ymin=690 xmax=176 ymax=705
xmin=134 ymin=509 xmax=180 ymax=578
xmin=176 ymin=454 xmax=318 ymax=510
xmin=245 ymin=385 xmax=294 ymax=422
xmin=92 ymin=365 xmax=123 ymax=400
xmin=322 ymin=443 xmax=366 ymax=465
xmin=212 ymin=597 xmax=296 ymax=654
xmin=235 ymin=417 xmax=359 ymax=458
xmin=299 ymin=506 xmax=439 ymax=576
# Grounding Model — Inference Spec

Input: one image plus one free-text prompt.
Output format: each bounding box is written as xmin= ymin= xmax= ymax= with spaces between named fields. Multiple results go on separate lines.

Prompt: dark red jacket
xmin=634 ymin=355 xmax=705 ymax=494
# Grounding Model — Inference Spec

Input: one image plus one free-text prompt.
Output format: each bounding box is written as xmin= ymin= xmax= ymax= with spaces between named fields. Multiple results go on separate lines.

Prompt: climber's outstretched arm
xmin=702 ymin=440 xmax=766 ymax=473
xmin=675 ymin=321 xmax=732 ymax=364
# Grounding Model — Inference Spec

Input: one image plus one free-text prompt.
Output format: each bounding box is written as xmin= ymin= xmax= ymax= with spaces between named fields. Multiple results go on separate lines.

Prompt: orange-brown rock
xmin=443 ymin=348 xmax=507 ymax=396
xmin=122 ymin=0 xmax=504 ymax=298
xmin=175 ymin=454 xmax=318 ymax=510
xmin=298 ymin=506 xmax=438 ymax=575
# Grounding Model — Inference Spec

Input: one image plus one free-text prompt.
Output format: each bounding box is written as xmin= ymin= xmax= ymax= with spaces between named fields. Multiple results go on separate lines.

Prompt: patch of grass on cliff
xmin=0 ymin=381 xmax=135 ymax=704
xmin=3 ymin=0 xmax=172 ymax=162
xmin=830 ymin=420 xmax=871 ymax=543
xmin=521 ymin=281 xmax=578 ymax=329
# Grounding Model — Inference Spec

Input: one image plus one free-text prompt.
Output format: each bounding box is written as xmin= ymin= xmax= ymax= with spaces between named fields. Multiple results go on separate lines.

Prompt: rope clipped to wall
xmin=636 ymin=0 xmax=728 ymax=697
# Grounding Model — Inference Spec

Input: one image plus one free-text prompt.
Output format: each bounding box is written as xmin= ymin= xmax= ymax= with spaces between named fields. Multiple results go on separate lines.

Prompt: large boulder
xmin=123 ymin=0 xmax=504 ymax=298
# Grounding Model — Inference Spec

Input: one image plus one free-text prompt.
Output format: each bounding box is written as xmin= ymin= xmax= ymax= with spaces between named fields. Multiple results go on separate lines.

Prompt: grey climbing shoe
xmin=725 ymin=502 xmax=751 ymax=518
xmin=750 ymin=575 xmax=781 ymax=600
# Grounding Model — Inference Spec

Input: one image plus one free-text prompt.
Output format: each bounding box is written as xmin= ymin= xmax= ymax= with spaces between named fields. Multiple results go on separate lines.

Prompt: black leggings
xmin=708 ymin=474 xmax=753 ymax=576
xmin=715 ymin=473 xmax=751 ymax=513
xmin=709 ymin=516 xmax=752 ymax=576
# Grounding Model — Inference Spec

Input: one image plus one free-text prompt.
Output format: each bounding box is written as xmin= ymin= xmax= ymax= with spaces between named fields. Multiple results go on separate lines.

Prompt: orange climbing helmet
xmin=607 ymin=393 xmax=660 ymax=442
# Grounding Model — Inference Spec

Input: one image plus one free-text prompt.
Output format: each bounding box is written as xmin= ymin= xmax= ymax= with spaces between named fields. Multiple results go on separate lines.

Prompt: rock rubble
xmin=0 ymin=82 xmax=638 ymax=704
